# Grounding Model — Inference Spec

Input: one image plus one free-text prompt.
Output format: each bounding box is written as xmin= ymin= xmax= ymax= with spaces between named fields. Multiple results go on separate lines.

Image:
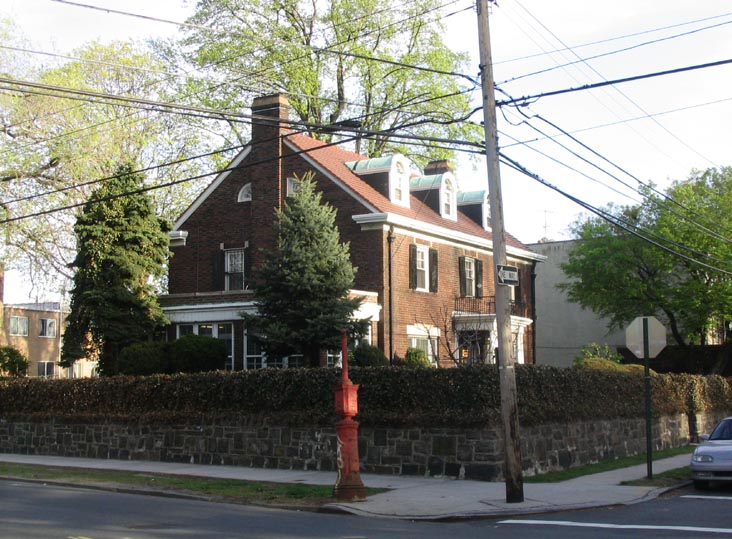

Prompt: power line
xmin=499 ymin=152 xmax=732 ymax=276
xmin=507 ymin=0 xmax=717 ymax=168
xmin=496 ymin=58 xmax=732 ymax=107
xmin=499 ymin=16 xmax=732 ymax=85
xmin=495 ymin=11 xmax=732 ymax=66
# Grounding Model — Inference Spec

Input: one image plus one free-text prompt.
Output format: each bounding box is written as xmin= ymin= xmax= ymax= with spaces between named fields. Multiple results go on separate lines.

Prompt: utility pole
xmin=476 ymin=0 xmax=524 ymax=503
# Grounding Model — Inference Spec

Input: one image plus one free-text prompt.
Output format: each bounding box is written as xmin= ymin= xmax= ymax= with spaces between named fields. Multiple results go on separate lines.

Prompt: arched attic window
xmin=237 ymin=183 xmax=252 ymax=202
xmin=441 ymin=177 xmax=456 ymax=220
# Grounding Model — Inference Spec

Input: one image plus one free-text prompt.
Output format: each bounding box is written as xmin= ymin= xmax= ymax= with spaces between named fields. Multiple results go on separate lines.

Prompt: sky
xmin=2 ymin=0 xmax=732 ymax=301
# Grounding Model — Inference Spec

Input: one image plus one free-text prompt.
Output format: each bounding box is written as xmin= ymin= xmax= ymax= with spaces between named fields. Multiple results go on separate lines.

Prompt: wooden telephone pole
xmin=476 ymin=0 xmax=524 ymax=503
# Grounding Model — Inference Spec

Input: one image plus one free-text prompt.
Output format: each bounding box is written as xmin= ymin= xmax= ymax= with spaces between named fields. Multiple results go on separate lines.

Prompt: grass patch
xmin=0 ymin=463 xmax=385 ymax=507
xmin=524 ymin=445 xmax=694 ymax=483
xmin=621 ymin=465 xmax=691 ymax=487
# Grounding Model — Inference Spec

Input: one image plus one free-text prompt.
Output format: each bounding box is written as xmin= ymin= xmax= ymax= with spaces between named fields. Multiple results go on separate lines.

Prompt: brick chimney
xmin=251 ymin=94 xmax=290 ymax=142
xmin=424 ymin=160 xmax=454 ymax=176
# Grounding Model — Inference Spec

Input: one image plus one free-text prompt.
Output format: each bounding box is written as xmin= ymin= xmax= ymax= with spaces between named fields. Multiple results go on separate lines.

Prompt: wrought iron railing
xmin=454 ymin=296 xmax=529 ymax=318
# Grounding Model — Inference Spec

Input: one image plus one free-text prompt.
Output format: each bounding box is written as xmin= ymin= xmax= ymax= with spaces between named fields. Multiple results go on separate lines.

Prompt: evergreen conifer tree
xmin=61 ymin=163 xmax=170 ymax=374
xmin=245 ymin=173 xmax=367 ymax=367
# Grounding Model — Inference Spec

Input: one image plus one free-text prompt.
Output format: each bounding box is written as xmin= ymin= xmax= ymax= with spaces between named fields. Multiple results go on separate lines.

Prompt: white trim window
xmin=390 ymin=158 xmax=410 ymax=207
xmin=237 ymin=183 xmax=252 ymax=202
xmin=37 ymin=361 xmax=55 ymax=378
xmin=176 ymin=323 xmax=234 ymax=369
xmin=286 ymin=176 xmax=301 ymax=196
xmin=406 ymin=324 xmax=440 ymax=364
xmin=441 ymin=177 xmax=456 ymax=220
xmin=409 ymin=245 xmax=438 ymax=293
xmin=38 ymin=318 xmax=57 ymax=338
xmin=9 ymin=316 xmax=28 ymax=336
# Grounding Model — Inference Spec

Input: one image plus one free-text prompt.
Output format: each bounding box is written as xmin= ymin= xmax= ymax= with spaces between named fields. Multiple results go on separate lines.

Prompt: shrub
xmin=117 ymin=342 xmax=170 ymax=376
xmin=169 ymin=334 xmax=228 ymax=373
xmin=575 ymin=342 xmax=624 ymax=365
xmin=400 ymin=347 xmax=433 ymax=368
xmin=350 ymin=343 xmax=388 ymax=367
xmin=0 ymin=346 xmax=28 ymax=377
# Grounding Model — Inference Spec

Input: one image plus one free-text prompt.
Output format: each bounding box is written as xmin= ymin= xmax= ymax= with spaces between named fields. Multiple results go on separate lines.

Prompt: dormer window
xmin=442 ymin=177 xmax=456 ymax=220
xmin=237 ymin=183 xmax=252 ymax=202
xmin=391 ymin=159 xmax=409 ymax=207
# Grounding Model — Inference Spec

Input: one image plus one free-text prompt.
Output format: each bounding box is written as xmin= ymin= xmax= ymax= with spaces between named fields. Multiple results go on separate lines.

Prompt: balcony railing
xmin=454 ymin=296 xmax=529 ymax=318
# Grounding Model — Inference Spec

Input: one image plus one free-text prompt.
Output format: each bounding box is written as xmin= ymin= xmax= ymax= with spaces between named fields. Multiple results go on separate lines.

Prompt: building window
xmin=237 ymin=183 xmax=252 ymax=202
xmin=225 ymin=248 xmax=246 ymax=291
xmin=38 ymin=361 xmax=55 ymax=378
xmin=459 ymin=256 xmax=483 ymax=298
xmin=390 ymin=159 xmax=410 ymax=207
xmin=286 ymin=176 xmax=301 ymax=196
xmin=408 ymin=336 xmax=438 ymax=363
xmin=409 ymin=245 xmax=438 ymax=292
xmin=245 ymin=333 xmax=265 ymax=369
xmin=176 ymin=323 xmax=234 ymax=368
xmin=442 ymin=178 xmax=456 ymax=219
xmin=38 ymin=318 xmax=57 ymax=338
xmin=9 ymin=316 xmax=28 ymax=336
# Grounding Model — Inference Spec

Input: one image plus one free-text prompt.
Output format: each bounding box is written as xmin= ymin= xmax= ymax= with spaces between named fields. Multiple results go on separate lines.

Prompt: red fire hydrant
xmin=333 ymin=329 xmax=366 ymax=501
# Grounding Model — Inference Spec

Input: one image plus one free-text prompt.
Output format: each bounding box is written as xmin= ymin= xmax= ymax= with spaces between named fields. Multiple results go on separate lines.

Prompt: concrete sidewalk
xmin=0 ymin=452 xmax=691 ymax=520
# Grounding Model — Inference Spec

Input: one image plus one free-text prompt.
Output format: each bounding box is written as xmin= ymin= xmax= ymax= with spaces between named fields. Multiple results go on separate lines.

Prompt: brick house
xmin=160 ymin=94 xmax=544 ymax=368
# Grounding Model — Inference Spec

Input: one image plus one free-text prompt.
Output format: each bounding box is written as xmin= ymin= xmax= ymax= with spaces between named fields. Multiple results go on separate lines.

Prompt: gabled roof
xmin=284 ymin=132 xmax=537 ymax=258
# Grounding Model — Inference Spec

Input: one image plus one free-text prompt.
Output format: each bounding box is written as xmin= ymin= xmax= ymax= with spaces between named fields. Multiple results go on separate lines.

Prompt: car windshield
xmin=709 ymin=419 xmax=732 ymax=441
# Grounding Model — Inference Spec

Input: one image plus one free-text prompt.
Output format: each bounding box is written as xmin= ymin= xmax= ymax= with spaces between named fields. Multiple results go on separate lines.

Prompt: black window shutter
xmin=213 ymin=250 xmax=225 ymax=290
xmin=475 ymin=259 xmax=483 ymax=298
xmin=429 ymin=249 xmax=438 ymax=292
xmin=409 ymin=244 xmax=417 ymax=290
xmin=243 ymin=246 xmax=251 ymax=285
xmin=458 ymin=256 xmax=466 ymax=297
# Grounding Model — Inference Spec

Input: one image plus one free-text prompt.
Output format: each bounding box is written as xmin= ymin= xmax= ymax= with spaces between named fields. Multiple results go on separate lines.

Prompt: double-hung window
xmin=409 ymin=245 xmax=438 ymax=293
xmin=225 ymin=248 xmax=246 ymax=291
xmin=9 ymin=316 xmax=28 ymax=336
xmin=459 ymin=256 xmax=483 ymax=298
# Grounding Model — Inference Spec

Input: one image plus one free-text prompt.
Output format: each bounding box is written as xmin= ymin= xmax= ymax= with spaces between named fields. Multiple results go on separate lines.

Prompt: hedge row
xmin=0 ymin=366 xmax=730 ymax=427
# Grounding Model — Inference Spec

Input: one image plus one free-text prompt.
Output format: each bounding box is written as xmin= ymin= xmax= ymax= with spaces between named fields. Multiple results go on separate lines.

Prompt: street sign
xmin=626 ymin=316 xmax=666 ymax=359
xmin=496 ymin=264 xmax=519 ymax=286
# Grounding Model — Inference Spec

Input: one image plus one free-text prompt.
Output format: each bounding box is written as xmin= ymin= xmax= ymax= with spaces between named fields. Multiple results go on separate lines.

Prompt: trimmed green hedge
xmin=0 ymin=366 xmax=729 ymax=427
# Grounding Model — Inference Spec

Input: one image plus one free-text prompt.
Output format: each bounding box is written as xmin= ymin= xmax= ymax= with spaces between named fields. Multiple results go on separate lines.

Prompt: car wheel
xmin=693 ymin=480 xmax=709 ymax=490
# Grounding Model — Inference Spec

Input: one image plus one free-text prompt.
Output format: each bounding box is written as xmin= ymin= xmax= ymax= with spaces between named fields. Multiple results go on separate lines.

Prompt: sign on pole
xmin=626 ymin=316 xmax=666 ymax=359
xmin=496 ymin=264 xmax=519 ymax=286
xmin=625 ymin=316 xmax=666 ymax=480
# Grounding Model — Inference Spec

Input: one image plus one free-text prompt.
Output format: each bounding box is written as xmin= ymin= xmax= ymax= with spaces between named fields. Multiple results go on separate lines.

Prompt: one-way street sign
xmin=496 ymin=264 xmax=519 ymax=286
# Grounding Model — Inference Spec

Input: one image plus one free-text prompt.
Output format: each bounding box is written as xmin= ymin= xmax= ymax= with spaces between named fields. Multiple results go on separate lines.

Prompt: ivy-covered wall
xmin=0 ymin=366 xmax=730 ymax=480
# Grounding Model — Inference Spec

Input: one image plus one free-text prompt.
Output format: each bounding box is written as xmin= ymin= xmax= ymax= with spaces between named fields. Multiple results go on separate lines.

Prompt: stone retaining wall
xmin=0 ymin=412 xmax=724 ymax=481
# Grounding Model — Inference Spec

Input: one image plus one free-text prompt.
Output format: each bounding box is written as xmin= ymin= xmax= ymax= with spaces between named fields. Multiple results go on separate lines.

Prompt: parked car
xmin=691 ymin=417 xmax=732 ymax=489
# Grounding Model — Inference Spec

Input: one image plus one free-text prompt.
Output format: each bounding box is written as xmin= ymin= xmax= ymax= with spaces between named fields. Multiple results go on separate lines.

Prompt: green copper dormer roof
xmin=345 ymin=155 xmax=397 ymax=173
xmin=458 ymin=190 xmax=487 ymax=205
xmin=409 ymin=173 xmax=444 ymax=190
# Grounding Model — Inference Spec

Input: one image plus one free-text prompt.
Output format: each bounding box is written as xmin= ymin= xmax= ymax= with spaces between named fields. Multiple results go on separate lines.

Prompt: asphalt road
xmin=2 ymin=480 xmax=731 ymax=539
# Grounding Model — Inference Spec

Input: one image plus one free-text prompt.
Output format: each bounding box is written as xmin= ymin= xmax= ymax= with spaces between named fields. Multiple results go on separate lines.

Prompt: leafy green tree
xmin=0 ymin=30 xmax=219 ymax=298
xmin=0 ymin=346 xmax=28 ymax=377
xmin=61 ymin=163 xmax=170 ymax=375
xmin=171 ymin=0 xmax=479 ymax=161
xmin=561 ymin=168 xmax=732 ymax=347
xmin=244 ymin=173 xmax=368 ymax=367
